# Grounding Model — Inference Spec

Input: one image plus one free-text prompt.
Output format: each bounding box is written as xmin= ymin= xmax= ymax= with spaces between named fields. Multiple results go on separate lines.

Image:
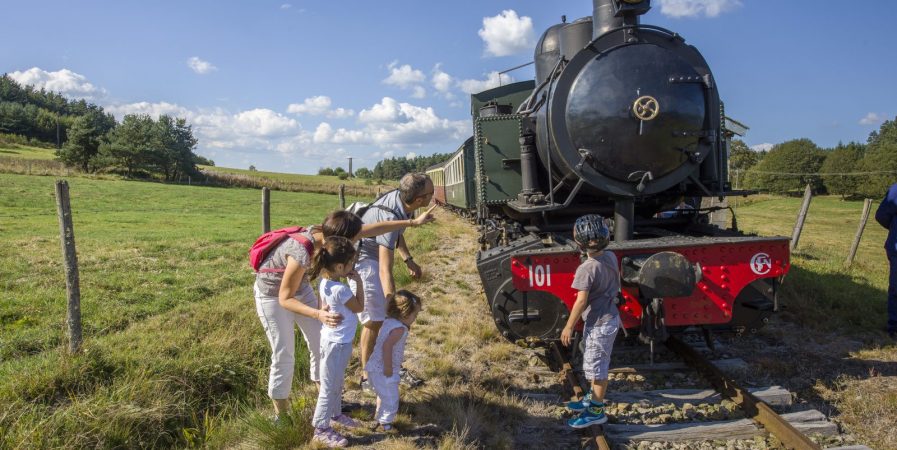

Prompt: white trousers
xmin=255 ymin=285 xmax=322 ymax=399
xmin=312 ymin=340 xmax=353 ymax=428
xmin=367 ymin=370 xmax=401 ymax=424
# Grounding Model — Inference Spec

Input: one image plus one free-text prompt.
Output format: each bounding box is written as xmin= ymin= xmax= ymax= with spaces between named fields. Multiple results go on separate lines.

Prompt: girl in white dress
xmin=365 ymin=290 xmax=422 ymax=431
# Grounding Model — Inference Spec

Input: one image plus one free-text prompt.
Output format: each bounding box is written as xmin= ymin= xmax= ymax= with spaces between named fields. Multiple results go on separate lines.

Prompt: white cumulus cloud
xmin=750 ymin=143 xmax=774 ymax=152
xmin=859 ymin=112 xmax=884 ymax=126
xmin=432 ymin=65 xmax=454 ymax=93
xmin=287 ymin=96 xmax=355 ymax=118
xmin=104 ymin=101 xmax=193 ymax=120
xmin=383 ymin=61 xmax=427 ymax=98
xmin=333 ymin=97 xmax=469 ymax=147
xmin=657 ymin=0 xmax=742 ymax=18
xmin=383 ymin=62 xmax=425 ymax=88
xmin=478 ymin=10 xmax=535 ymax=57
xmin=459 ymin=71 xmax=514 ymax=94
xmin=187 ymin=57 xmax=217 ymax=74
xmin=7 ymin=67 xmax=106 ymax=100
xmin=280 ymin=3 xmax=291 ymax=9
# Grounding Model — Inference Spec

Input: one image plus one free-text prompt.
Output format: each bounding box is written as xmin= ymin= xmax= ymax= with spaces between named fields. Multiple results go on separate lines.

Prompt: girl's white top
xmin=366 ymin=318 xmax=408 ymax=376
xmin=318 ymin=278 xmax=359 ymax=344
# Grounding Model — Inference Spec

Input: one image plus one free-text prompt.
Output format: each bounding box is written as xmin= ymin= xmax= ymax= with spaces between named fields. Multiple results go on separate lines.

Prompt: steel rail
xmin=550 ymin=342 xmax=611 ymax=450
xmin=665 ymin=336 xmax=821 ymax=450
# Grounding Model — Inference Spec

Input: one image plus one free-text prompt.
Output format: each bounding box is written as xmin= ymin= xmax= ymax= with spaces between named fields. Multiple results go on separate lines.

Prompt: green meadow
xmin=0 ymin=173 xmax=370 ymax=448
xmin=0 ymin=143 xmax=57 ymax=160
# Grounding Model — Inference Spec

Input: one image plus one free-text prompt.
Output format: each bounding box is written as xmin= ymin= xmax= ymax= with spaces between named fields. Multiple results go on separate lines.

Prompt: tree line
xmin=0 ymin=74 xmax=211 ymax=180
xmin=730 ymin=117 xmax=897 ymax=198
xmin=319 ymin=152 xmax=454 ymax=181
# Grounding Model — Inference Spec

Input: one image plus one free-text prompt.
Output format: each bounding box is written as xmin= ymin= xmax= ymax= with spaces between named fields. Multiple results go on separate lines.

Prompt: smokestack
xmin=592 ymin=0 xmax=650 ymax=39
xmin=592 ymin=0 xmax=623 ymax=38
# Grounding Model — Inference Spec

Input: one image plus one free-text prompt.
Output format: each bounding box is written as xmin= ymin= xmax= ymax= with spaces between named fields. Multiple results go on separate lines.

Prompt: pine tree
xmin=857 ymin=117 xmax=897 ymax=198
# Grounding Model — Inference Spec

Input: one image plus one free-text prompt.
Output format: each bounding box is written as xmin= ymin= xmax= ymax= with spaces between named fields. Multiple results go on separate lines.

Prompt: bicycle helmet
xmin=573 ymin=214 xmax=610 ymax=251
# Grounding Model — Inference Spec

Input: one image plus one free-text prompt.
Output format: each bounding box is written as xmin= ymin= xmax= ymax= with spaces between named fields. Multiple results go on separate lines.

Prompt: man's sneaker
xmin=399 ymin=368 xmax=423 ymax=387
xmin=331 ymin=413 xmax=361 ymax=429
xmin=566 ymin=392 xmax=592 ymax=412
xmin=567 ymin=404 xmax=608 ymax=429
xmin=371 ymin=422 xmax=394 ymax=432
xmin=360 ymin=377 xmax=374 ymax=394
xmin=312 ymin=427 xmax=348 ymax=448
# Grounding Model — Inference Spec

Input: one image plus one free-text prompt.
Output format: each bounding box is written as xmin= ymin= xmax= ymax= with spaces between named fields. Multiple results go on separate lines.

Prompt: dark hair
xmin=308 ymin=236 xmax=356 ymax=279
xmin=399 ymin=173 xmax=431 ymax=204
xmin=386 ymin=289 xmax=422 ymax=320
xmin=322 ymin=210 xmax=363 ymax=239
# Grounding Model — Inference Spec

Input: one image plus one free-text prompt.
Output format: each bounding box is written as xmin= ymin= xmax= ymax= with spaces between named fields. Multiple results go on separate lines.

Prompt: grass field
xmin=0 ymin=144 xmax=57 ymax=160
xmin=0 ymin=173 xmax=371 ymax=448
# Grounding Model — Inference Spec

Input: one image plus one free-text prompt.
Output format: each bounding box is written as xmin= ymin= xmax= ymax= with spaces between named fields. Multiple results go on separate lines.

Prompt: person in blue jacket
xmin=874 ymin=182 xmax=897 ymax=339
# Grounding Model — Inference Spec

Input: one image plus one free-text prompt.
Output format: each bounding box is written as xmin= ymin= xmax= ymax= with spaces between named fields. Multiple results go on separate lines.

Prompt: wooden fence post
xmin=262 ymin=187 xmax=271 ymax=234
xmin=54 ymin=180 xmax=82 ymax=354
xmin=845 ymin=198 xmax=873 ymax=268
xmin=338 ymin=184 xmax=346 ymax=209
xmin=790 ymin=184 xmax=813 ymax=252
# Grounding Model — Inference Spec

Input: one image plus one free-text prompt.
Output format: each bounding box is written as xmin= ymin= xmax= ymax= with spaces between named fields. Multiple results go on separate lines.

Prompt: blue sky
xmin=2 ymin=0 xmax=895 ymax=173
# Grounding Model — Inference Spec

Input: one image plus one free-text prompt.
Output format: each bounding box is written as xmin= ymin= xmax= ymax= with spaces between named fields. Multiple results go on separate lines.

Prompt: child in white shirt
xmin=308 ymin=236 xmax=364 ymax=447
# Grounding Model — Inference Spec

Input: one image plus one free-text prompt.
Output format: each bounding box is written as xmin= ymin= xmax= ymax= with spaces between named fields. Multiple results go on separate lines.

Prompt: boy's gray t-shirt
xmin=571 ymin=250 xmax=621 ymax=327
xmin=357 ymin=190 xmax=410 ymax=262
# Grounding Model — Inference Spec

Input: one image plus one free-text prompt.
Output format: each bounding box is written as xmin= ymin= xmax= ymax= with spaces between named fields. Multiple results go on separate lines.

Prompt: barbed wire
xmin=731 ymin=169 xmax=897 ymax=177
xmin=0 ymin=199 xmax=322 ymax=219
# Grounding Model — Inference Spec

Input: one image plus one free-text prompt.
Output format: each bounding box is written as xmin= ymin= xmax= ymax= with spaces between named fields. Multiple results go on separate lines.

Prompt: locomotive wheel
xmin=490 ymin=278 xmax=568 ymax=343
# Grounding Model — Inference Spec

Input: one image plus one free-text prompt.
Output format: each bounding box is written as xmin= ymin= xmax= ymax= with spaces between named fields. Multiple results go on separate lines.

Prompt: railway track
xmin=548 ymin=336 xmax=867 ymax=450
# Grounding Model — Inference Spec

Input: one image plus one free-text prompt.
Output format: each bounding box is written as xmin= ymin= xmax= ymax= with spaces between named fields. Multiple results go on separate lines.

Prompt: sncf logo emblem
xmin=750 ymin=253 xmax=772 ymax=275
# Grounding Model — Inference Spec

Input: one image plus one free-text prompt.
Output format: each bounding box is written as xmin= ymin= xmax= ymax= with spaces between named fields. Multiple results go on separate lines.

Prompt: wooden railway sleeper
xmin=665 ymin=335 xmax=821 ymax=450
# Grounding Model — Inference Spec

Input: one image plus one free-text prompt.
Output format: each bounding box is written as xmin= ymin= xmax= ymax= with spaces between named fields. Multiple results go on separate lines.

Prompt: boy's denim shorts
xmin=583 ymin=316 xmax=621 ymax=381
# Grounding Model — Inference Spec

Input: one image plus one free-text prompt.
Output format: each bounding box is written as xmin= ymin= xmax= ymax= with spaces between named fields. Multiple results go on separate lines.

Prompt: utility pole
xmin=346 ymin=157 xmax=353 ymax=178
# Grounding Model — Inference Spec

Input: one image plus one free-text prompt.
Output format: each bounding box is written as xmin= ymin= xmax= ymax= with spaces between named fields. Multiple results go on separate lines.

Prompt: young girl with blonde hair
xmin=365 ymin=290 xmax=422 ymax=431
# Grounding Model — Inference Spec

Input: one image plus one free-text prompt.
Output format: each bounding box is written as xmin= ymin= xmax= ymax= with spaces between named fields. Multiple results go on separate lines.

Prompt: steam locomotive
xmin=427 ymin=0 xmax=790 ymax=346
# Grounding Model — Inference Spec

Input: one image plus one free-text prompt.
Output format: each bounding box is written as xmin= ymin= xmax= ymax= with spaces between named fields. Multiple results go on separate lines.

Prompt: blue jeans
xmin=889 ymin=252 xmax=897 ymax=333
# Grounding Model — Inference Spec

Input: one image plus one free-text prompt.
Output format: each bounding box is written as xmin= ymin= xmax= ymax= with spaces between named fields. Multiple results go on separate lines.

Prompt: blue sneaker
xmin=567 ymin=404 xmax=607 ymax=428
xmin=566 ymin=392 xmax=591 ymax=411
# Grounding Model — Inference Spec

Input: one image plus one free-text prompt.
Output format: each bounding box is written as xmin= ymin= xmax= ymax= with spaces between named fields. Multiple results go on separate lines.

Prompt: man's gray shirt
xmin=357 ymin=190 xmax=410 ymax=263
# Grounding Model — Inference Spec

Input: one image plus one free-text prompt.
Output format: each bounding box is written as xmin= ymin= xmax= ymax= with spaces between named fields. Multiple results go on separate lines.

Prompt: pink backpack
xmin=249 ymin=226 xmax=315 ymax=273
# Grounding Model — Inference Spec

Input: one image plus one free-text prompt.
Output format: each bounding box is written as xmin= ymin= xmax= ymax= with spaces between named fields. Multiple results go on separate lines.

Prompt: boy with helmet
xmin=561 ymin=214 xmax=622 ymax=428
